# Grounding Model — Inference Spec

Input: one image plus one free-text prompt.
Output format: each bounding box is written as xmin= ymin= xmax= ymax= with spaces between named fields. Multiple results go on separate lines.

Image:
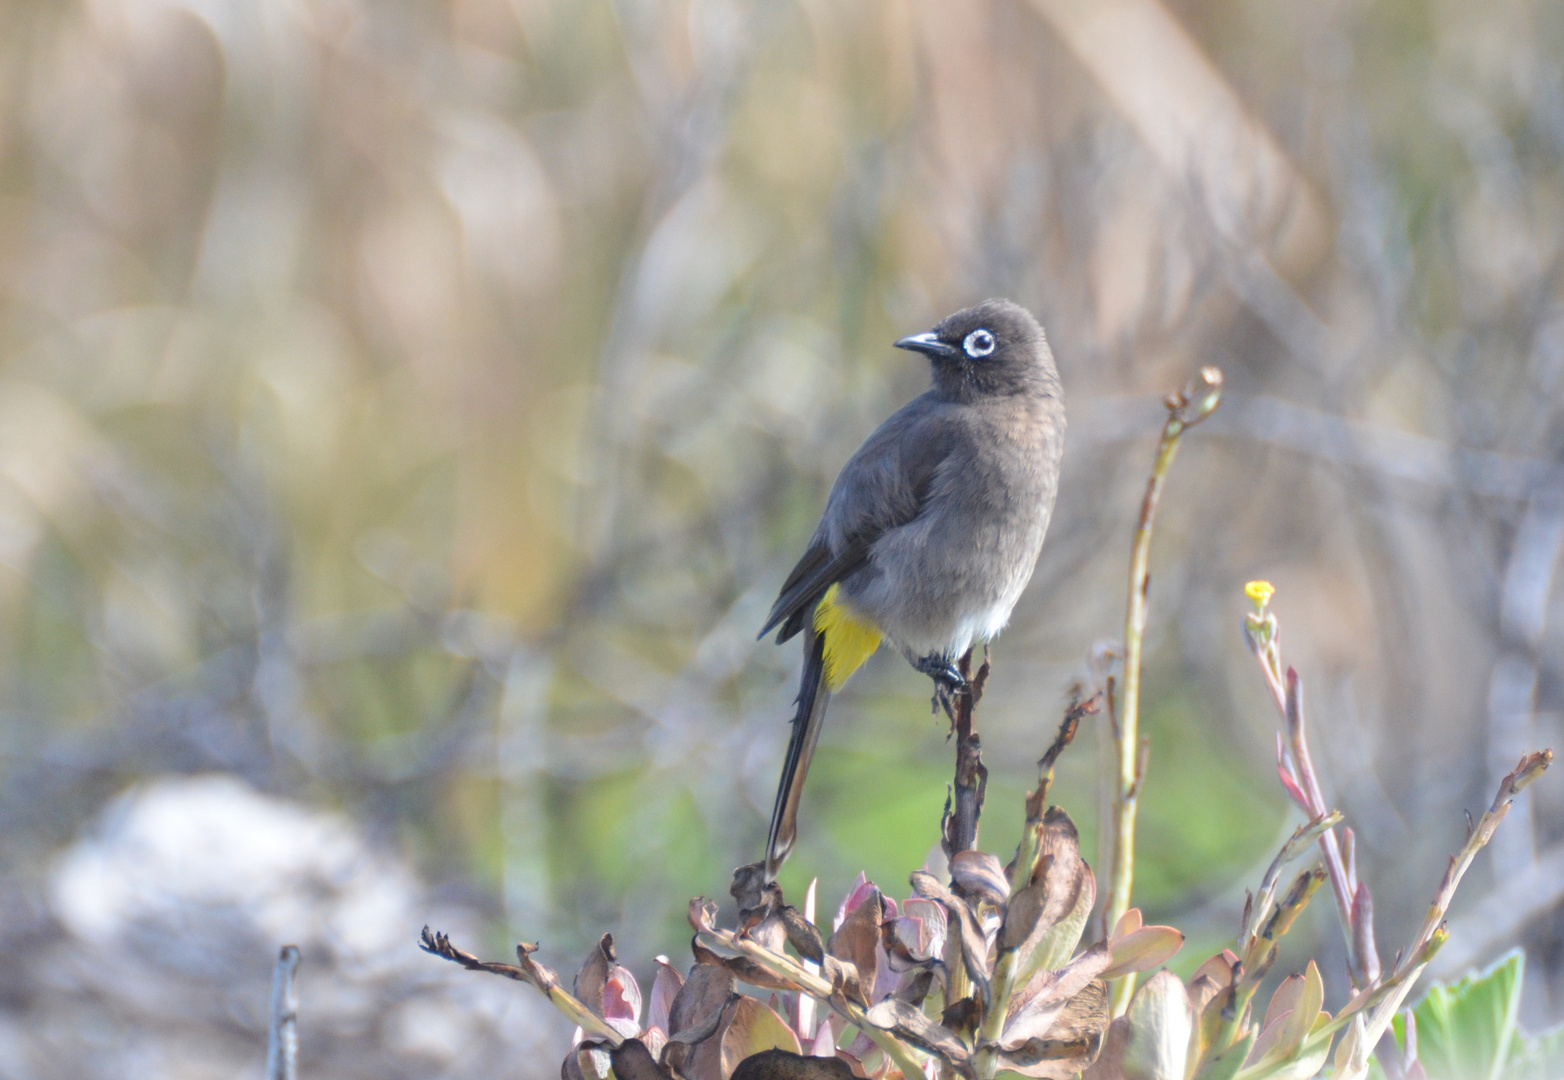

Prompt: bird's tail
xmin=764 ymin=627 xmax=830 ymax=882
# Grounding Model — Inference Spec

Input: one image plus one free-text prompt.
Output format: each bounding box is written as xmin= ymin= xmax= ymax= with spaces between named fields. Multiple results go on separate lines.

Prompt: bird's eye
xmin=963 ymin=329 xmax=996 ymax=358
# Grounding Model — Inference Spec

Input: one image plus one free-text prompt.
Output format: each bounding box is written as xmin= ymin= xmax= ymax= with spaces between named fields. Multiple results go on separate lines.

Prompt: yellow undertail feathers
xmin=814 ymin=584 xmax=882 ymax=690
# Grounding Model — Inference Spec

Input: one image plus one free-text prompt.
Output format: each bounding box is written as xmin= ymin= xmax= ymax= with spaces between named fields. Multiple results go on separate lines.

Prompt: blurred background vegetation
xmin=2 ymin=0 xmax=1564 ymax=1074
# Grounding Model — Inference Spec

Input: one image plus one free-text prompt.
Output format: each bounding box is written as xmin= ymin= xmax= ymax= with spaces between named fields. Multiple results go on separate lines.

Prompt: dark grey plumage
xmin=759 ymin=299 xmax=1066 ymax=880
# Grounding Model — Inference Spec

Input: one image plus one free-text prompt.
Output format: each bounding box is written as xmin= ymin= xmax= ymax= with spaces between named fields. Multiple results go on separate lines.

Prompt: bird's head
xmin=894 ymin=299 xmax=1058 ymax=402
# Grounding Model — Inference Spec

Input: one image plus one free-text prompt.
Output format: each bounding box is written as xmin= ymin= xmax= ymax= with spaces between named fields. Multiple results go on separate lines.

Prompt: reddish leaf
xmin=890 ymin=898 xmax=947 ymax=965
xmin=833 ymin=874 xmax=877 ymax=931
xmin=1114 ymin=908 xmax=1143 ymax=937
xmin=648 ymin=957 xmax=684 ymax=1035
xmin=1100 ymin=924 xmax=1185 ymax=980
xmin=605 ymin=965 xmax=644 ymax=1036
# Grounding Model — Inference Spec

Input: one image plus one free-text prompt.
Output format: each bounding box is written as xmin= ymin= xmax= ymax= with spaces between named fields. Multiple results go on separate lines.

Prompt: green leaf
xmin=1394 ymin=950 xmax=1523 ymax=1080
xmin=1502 ymin=1021 xmax=1564 ymax=1080
xmin=1191 ymin=1027 xmax=1255 ymax=1080
xmin=1122 ymin=971 xmax=1192 ymax=1080
xmin=719 ymin=998 xmax=802 ymax=1077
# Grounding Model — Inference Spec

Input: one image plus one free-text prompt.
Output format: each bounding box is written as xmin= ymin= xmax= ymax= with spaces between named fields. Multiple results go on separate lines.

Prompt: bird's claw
xmin=915 ymin=655 xmax=969 ymax=722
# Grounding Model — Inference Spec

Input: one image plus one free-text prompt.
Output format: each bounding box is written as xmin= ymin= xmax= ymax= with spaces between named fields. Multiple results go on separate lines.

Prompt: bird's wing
xmin=758 ymin=537 xmax=873 ymax=642
xmin=759 ymin=396 xmax=961 ymax=643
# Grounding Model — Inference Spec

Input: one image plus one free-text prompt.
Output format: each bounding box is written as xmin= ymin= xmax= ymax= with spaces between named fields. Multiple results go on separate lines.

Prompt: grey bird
xmin=757 ymin=298 xmax=1066 ymax=881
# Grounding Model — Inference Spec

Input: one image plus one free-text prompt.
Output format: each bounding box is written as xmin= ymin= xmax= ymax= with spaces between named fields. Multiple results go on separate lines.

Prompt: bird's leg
xmin=914 ymin=652 xmax=968 ymax=722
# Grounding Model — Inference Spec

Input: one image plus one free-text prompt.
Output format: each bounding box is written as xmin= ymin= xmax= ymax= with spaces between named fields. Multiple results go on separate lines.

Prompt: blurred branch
xmin=1103 ymin=366 xmax=1222 ymax=1016
xmin=1025 ymin=0 xmax=1328 ymax=276
xmin=1072 ymin=394 xmax=1562 ymax=500
xmin=266 ymin=945 xmax=300 ymax=1080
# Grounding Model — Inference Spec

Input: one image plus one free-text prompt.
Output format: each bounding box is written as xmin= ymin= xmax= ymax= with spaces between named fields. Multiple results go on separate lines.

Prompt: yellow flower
xmin=1244 ymin=580 xmax=1275 ymax=610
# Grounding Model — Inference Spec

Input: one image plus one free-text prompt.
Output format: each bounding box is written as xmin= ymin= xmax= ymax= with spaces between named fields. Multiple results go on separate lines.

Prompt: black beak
xmin=894 ymin=331 xmax=958 ymax=360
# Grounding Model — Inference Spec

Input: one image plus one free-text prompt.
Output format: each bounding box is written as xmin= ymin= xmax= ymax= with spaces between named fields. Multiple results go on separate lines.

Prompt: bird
xmin=757 ymin=298 xmax=1066 ymax=882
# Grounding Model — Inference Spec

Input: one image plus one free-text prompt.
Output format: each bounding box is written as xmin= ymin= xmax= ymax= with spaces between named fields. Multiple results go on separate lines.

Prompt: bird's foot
xmin=915 ymin=654 xmax=968 ymax=723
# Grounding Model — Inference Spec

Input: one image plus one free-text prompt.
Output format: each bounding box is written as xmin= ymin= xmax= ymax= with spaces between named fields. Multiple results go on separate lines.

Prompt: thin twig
xmin=419 ymin=927 xmax=626 ymax=1045
xmin=1104 ymin=366 xmax=1223 ymax=1015
xmin=266 ymin=945 xmax=301 ymax=1080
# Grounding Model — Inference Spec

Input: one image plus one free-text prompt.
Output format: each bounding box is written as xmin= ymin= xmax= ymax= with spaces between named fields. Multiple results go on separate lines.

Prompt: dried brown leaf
xmin=612 ymin=1039 xmax=675 ymax=1080
xmin=729 ymin=1049 xmax=859 ymax=1080
xmin=826 ymin=888 xmax=882 ymax=993
xmin=691 ymin=898 xmax=722 ymax=935
xmin=997 ymin=979 xmax=1109 ymax=1078
xmin=669 ymin=965 xmax=736 ymax=1039
xmin=1003 ymin=943 xmax=1111 ymax=1043
xmin=575 ymin=934 xmax=616 ymax=1018
xmin=731 ymin=863 xmax=783 ymax=926
xmin=863 ymin=998 xmax=969 ymax=1063
xmin=941 ymin=995 xmax=981 ymax=1038
xmin=779 ymin=906 xmax=826 ymax=965
xmin=999 ymin=811 xmax=1094 ymax=983
xmin=950 ymin=850 xmax=1011 ymax=908
xmin=911 ymin=871 xmax=991 ymax=1004
xmin=566 ymin=1042 xmax=614 ymax=1080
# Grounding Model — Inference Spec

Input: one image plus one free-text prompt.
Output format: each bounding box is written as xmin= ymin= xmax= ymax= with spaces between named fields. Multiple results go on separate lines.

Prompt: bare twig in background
xmin=266 ymin=945 xmax=300 ymax=1080
xmin=1024 ymin=0 xmax=1328 ymax=276
xmin=1102 ymin=366 xmax=1222 ymax=1015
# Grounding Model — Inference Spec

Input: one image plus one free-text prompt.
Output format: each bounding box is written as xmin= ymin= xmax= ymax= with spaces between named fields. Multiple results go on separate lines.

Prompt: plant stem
xmin=1232 ymin=750 xmax=1551 ymax=1080
xmin=1104 ymin=368 xmax=1222 ymax=1016
xmin=266 ymin=945 xmax=300 ymax=1080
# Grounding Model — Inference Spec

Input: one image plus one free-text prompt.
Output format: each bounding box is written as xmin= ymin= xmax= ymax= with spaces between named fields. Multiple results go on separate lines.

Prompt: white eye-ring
xmin=964 ymin=329 xmax=996 ymax=358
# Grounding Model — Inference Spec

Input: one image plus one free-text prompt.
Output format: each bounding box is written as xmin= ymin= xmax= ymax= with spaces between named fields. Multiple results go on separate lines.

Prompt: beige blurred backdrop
xmin=2 ymin=0 xmax=1564 ymax=1075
